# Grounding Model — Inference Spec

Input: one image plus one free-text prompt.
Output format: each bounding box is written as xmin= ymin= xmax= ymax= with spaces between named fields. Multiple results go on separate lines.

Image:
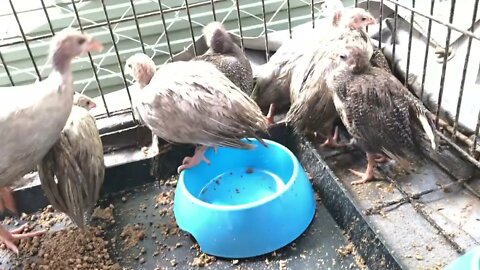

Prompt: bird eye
xmin=77 ymin=37 xmax=86 ymax=45
xmin=127 ymin=64 xmax=132 ymax=68
xmin=86 ymin=101 xmax=90 ymax=106
xmin=340 ymin=54 xmax=347 ymax=60
xmin=362 ymin=17 xmax=367 ymax=21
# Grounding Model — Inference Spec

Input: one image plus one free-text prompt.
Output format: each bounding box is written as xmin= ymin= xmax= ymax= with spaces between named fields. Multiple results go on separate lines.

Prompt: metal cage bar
xmin=100 ymin=0 xmax=135 ymax=119
xmin=185 ymin=0 xmax=198 ymax=56
xmin=157 ymin=0 xmax=173 ymax=61
xmin=452 ymin=0 xmax=479 ymax=139
xmin=310 ymin=0 xmax=315 ymax=29
xmin=0 ymin=0 xmax=219 ymax=49
xmin=378 ymin=0 xmax=384 ymax=49
xmin=404 ymin=0 xmax=415 ymax=87
xmin=420 ymin=0 xmax=435 ymax=99
xmin=261 ymin=0 xmax=269 ymax=61
xmin=9 ymin=0 xmax=42 ymax=81
xmin=473 ymin=114 xmax=480 ymax=156
xmin=40 ymin=0 xmax=55 ymax=35
xmin=287 ymin=0 xmax=292 ymax=39
xmin=435 ymin=0 xmax=457 ymax=127
xmin=129 ymin=0 xmax=147 ymax=54
xmin=0 ymin=51 xmax=15 ymax=86
xmin=391 ymin=3 xmax=398 ymax=73
xmin=71 ymin=0 xmax=110 ymax=117
xmin=235 ymin=0 xmax=245 ymax=49
xmin=210 ymin=0 xmax=217 ymax=21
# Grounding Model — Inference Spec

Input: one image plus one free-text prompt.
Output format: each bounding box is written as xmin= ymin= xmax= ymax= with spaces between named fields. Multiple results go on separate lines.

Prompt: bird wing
xmin=64 ymin=108 xmax=105 ymax=209
xmin=339 ymin=68 xmax=429 ymax=168
xmin=37 ymin=107 xmax=104 ymax=228
xmin=139 ymin=61 xmax=268 ymax=149
xmin=193 ymin=53 xmax=253 ymax=95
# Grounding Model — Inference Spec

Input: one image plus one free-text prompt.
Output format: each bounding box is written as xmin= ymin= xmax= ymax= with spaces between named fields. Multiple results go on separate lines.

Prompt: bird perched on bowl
xmin=0 ymin=28 xmax=102 ymax=254
xmin=125 ymin=55 xmax=268 ymax=173
xmin=37 ymin=92 xmax=104 ymax=229
xmin=324 ymin=45 xmax=436 ymax=184
xmin=253 ymin=4 xmax=377 ymax=127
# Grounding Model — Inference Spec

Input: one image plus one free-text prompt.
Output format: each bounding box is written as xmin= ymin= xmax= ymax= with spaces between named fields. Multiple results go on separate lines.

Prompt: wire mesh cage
xmin=0 ymin=0 xmax=479 ymax=167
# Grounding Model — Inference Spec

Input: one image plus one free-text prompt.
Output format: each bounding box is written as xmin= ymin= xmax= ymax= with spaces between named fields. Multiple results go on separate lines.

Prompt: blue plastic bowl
xmin=445 ymin=246 xmax=480 ymax=270
xmin=173 ymin=138 xmax=316 ymax=259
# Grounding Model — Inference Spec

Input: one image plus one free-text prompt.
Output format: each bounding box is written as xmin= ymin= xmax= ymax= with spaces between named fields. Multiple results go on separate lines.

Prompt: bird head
xmin=329 ymin=45 xmax=370 ymax=74
xmin=50 ymin=28 xmax=103 ymax=61
xmin=125 ymin=53 xmax=157 ymax=89
xmin=333 ymin=8 xmax=377 ymax=30
xmin=73 ymin=92 xmax=97 ymax=111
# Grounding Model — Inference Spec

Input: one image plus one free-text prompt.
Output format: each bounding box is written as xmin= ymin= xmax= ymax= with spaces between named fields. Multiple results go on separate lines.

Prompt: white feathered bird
xmin=0 ymin=28 xmax=102 ymax=254
xmin=125 ymin=56 xmax=268 ymax=173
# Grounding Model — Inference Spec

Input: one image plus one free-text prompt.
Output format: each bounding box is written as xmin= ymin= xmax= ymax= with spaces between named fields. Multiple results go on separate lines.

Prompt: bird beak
xmin=369 ymin=17 xmax=377 ymax=25
xmin=87 ymin=39 xmax=103 ymax=53
xmin=89 ymin=102 xmax=97 ymax=110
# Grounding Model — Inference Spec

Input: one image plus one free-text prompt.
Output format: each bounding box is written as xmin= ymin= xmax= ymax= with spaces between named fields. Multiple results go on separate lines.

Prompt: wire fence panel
xmin=0 ymin=0 xmax=479 ymax=164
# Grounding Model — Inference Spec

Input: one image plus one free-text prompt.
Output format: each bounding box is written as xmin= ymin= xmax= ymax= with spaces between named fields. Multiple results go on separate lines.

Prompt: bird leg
xmin=177 ymin=145 xmax=211 ymax=173
xmin=0 ymin=187 xmax=17 ymax=214
xmin=266 ymin=104 xmax=275 ymax=125
xmin=373 ymin=153 xmax=390 ymax=164
xmin=349 ymin=153 xmax=376 ymax=185
xmin=320 ymin=126 xmax=350 ymax=148
xmin=0 ymin=224 xmax=45 ymax=254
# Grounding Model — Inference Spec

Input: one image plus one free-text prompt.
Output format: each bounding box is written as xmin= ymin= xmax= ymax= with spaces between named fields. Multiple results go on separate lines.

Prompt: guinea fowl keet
xmin=286 ymin=7 xmax=376 ymax=148
xmin=126 ymin=55 xmax=268 ymax=173
xmin=0 ymin=28 xmax=102 ymax=254
xmin=193 ymin=22 xmax=254 ymax=96
xmin=37 ymin=93 xmax=104 ymax=229
xmin=325 ymin=45 xmax=436 ymax=184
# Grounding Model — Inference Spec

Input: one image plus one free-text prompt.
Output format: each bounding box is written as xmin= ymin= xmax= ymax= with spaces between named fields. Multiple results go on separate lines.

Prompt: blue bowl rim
xmin=178 ymin=139 xmax=302 ymax=211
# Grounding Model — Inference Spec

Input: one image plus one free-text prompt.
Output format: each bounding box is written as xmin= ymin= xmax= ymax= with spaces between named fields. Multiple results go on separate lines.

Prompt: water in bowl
xmin=197 ymin=167 xmax=286 ymax=206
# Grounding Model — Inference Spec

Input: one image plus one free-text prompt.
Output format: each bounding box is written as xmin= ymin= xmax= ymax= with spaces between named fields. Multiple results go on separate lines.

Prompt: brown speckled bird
xmin=0 ymin=28 xmax=102 ymax=254
xmin=193 ymin=21 xmax=253 ymax=95
xmin=37 ymin=93 xmax=104 ymax=228
xmin=253 ymin=5 xmax=377 ymax=125
xmin=325 ymin=45 xmax=436 ymax=184
xmin=127 ymin=58 xmax=268 ymax=173
xmin=286 ymin=28 xmax=374 ymax=147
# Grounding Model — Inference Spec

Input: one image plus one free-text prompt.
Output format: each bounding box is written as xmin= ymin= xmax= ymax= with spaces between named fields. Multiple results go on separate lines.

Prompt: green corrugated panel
xmin=0 ymin=0 xmax=326 ymax=98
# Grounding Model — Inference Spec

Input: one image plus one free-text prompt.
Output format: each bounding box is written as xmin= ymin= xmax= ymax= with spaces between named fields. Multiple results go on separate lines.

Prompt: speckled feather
xmin=327 ymin=59 xmax=436 ymax=169
xmin=37 ymin=104 xmax=104 ymax=229
xmin=286 ymin=29 xmax=373 ymax=135
xmin=193 ymin=22 xmax=253 ymax=95
xmin=137 ymin=61 xmax=268 ymax=149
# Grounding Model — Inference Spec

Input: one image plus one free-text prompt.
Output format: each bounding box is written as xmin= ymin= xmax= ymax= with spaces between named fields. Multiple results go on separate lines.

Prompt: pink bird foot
xmin=0 ymin=187 xmax=17 ymax=215
xmin=266 ymin=104 xmax=275 ymax=125
xmin=373 ymin=153 xmax=390 ymax=163
xmin=320 ymin=127 xmax=350 ymax=148
xmin=0 ymin=224 xmax=45 ymax=254
xmin=349 ymin=153 xmax=376 ymax=185
xmin=177 ymin=145 xmax=211 ymax=173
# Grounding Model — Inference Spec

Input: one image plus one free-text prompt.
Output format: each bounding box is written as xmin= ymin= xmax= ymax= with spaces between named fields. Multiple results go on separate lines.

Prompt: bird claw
xmin=0 ymin=223 xmax=45 ymax=255
xmin=177 ymin=146 xmax=211 ymax=173
xmin=348 ymin=169 xmax=375 ymax=185
xmin=266 ymin=104 xmax=275 ymax=125
xmin=373 ymin=154 xmax=389 ymax=163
